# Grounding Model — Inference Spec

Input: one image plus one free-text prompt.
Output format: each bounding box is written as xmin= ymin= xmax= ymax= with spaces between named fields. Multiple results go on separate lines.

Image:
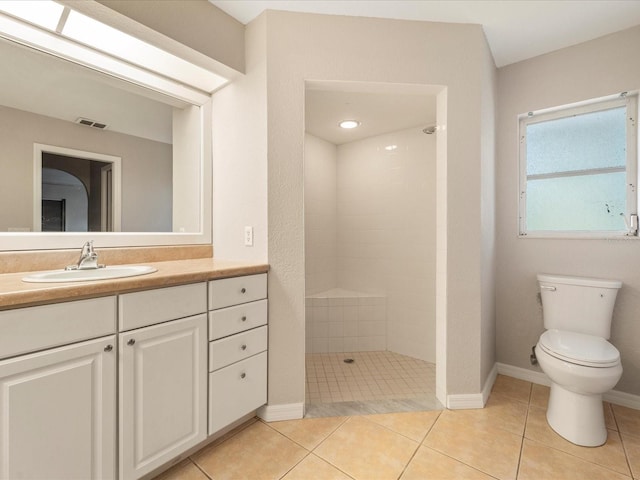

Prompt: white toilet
xmin=535 ymin=273 xmax=623 ymax=447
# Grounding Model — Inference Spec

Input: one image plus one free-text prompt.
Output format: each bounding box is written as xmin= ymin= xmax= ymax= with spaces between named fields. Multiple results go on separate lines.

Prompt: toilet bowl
xmin=535 ymin=330 xmax=622 ymax=446
xmin=535 ymin=274 xmax=623 ymax=447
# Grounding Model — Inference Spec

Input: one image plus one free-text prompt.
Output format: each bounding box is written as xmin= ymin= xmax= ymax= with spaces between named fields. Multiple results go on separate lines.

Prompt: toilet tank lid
xmin=537 ymin=274 xmax=622 ymax=289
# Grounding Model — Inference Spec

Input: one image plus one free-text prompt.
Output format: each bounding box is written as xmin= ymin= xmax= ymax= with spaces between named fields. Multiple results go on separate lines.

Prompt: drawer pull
xmin=240 ymin=372 xmax=246 ymax=379
xmin=104 ymin=344 xmax=113 ymax=352
xmin=241 ymin=316 xmax=247 ymax=322
xmin=241 ymin=344 xmax=247 ymax=351
xmin=240 ymin=288 xmax=247 ymax=294
xmin=127 ymin=339 xmax=136 ymax=346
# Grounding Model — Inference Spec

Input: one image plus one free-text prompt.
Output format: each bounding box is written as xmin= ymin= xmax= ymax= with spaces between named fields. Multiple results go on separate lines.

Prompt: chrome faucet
xmin=66 ymin=241 xmax=104 ymax=270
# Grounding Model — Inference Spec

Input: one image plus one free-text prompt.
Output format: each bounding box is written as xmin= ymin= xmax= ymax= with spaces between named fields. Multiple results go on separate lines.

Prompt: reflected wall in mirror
xmin=0 ymin=36 xmax=201 ymax=235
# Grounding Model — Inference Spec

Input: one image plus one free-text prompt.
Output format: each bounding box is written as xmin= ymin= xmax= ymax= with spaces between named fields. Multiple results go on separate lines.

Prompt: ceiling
xmin=212 ymin=0 xmax=640 ymax=146
xmin=210 ymin=0 xmax=640 ymax=68
xmin=305 ymin=82 xmax=439 ymax=145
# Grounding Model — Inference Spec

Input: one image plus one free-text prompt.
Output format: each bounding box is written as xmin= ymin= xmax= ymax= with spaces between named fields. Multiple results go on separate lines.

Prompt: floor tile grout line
xmin=263 ymin=414 xmax=350 ymax=454
xmin=275 ymin=450 xmax=313 ymax=480
xmin=416 ymin=443 xmax=503 ymax=479
xmin=515 ymin=387 xmax=534 ymax=480
xmin=418 ymin=410 xmax=442 ymax=445
xmin=189 ymin=458 xmax=214 ymax=480
xmin=359 ymin=411 xmax=441 ymax=444
xmin=525 ymin=436 xmax=634 ymax=477
xmin=617 ymin=427 xmax=636 ymax=479
xmin=187 ymin=417 xmax=259 ymax=475
xmin=394 ymin=438 xmax=423 ymax=480
xmin=525 ymin=395 xmax=634 ymax=477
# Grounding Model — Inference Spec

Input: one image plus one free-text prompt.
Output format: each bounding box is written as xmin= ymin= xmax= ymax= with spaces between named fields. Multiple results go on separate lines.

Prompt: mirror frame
xmin=0 ymin=6 xmax=215 ymax=251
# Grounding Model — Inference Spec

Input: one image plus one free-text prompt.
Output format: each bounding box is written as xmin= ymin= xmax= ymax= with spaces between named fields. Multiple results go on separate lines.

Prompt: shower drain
xmin=343 ymin=358 xmax=354 ymax=364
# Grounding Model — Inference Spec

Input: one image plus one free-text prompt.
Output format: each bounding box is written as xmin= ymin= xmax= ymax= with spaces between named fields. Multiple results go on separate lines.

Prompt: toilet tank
xmin=537 ymin=274 xmax=622 ymax=339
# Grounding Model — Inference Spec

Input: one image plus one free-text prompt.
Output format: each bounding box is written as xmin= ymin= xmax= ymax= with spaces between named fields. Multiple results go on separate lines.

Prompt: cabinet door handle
xmin=240 ymin=372 xmax=246 ymax=379
xmin=241 ymin=344 xmax=247 ymax=351
xmin=127 ymin=339 xmax=136 ymax=346
xmin=240 ymin=288 xmax=246 ymax=294
xmin=241 ymin=316 xmax=247 ymax=322
xmin=104 ymin=344 xmax=113 ymax=352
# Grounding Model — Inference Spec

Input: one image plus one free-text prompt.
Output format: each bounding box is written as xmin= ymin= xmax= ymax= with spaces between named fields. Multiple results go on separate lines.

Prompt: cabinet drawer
xmin=209 ymin=325 xmax=267 ymax=371
xmin=208 ymin=351 xmax=267 ymax=435
xmin=119 ymin=282 xmax=206 ymax=331
xmin=208 ymin=299 xmax=267 ymax=340
xmin=209 ymin=274 xmax=267 ymax=310
xmin=0 ymin=297 xmax=116 ymax=360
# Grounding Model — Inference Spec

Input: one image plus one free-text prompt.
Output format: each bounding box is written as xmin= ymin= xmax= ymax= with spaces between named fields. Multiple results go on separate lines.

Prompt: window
xmin=519 ymin=94 xmax=638 ymax=237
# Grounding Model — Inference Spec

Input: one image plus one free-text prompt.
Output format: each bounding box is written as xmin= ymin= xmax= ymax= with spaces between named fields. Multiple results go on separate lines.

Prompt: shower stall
xmin=304 ymin=85 xmax=440 ymax=415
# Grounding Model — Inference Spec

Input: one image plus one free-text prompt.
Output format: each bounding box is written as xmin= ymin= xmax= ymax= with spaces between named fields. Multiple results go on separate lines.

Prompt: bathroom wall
xmin=304 ymin=133 xmax=338 ymax=295
xmin=211 ymin=15 xmax=268 ymax=263
xmin=263 ymin=11 xmax=495 ymax=407
xmin=213 ymin=10 xmax=497 ymax=408
xmin=336 ymin=127 xmax=436 ymax=362
xmin=496 ymin=25 xmax=640 ymax=395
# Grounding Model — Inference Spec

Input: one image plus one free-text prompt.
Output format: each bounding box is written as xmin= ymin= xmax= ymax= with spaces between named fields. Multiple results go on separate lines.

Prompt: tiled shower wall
xmin=305 ymin=291 xmax=386 ymax=353
xmin=304 ymin=127 xmax=436 ymax=361
xmin=304 ymin=134 xmax=338 ymax=295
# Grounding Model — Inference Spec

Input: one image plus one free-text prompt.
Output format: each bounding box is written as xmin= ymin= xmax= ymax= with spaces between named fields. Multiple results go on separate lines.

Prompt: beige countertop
xmin=0 ymin=258 xmax=268 ymax=310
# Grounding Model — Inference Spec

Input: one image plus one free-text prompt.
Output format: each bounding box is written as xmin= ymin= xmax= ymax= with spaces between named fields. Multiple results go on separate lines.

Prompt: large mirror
xmin=0 ymin=4 xmax=217 ymax=250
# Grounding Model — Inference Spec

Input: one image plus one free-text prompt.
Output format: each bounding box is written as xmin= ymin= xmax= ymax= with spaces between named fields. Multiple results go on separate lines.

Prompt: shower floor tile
xmin=305 ymin=351 xmax=442 ymax=417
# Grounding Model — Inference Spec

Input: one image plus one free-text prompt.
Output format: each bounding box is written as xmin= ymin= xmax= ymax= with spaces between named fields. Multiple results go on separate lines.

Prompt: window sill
xmin=518 ymin=232 xmax=639 ymax=240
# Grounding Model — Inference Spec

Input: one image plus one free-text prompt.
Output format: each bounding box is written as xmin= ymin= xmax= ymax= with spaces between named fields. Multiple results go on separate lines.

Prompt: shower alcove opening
xmin=304 ymin=81 xmax=441 ymax=417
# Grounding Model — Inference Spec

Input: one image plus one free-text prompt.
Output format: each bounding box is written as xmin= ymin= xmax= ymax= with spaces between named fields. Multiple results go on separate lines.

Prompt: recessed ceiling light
xmin=385 ymin=145 xmax=397 ymax=151
xmin=339 ymin=120 xmax=360 ymax=129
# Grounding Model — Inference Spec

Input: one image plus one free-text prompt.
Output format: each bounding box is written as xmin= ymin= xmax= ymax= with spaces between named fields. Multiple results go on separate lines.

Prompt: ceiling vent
xmin=76 ymin=117 xmax=107 ymax=130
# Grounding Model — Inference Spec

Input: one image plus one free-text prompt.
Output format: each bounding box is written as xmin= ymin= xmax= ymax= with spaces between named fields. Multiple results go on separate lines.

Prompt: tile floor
xmin=155 ymin=375 xmax=640 ymax=480
xmin=305 ymin=351 xmax=443 ymax=417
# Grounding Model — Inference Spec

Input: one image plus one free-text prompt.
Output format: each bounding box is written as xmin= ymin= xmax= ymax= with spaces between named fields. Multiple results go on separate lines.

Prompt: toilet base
xmin=546 ymin=383 xmax=607 ymax=447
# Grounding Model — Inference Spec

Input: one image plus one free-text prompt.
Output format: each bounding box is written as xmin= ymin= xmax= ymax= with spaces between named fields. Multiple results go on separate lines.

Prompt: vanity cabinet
xmin=0 ymin=297 xmax=117 ymax=480
xmin=118 ymin=283 xmax=207 ymax=480
xmin=0 ymin=271 xmax=268 ymax=480
xmin=208 ymin=274 xmax=268 ymax=434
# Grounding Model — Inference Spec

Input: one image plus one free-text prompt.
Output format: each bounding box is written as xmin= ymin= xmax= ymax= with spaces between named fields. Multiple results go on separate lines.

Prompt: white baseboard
xmin=496 ymin=362 xmax=640 ymax=410
xmin=496 ymin=362 xmax=551 ymax=387
xmin=482 ymin=362 xmax=499 ymax=404
xmin=257 ymin=403 xmax=305 ymax=422
xmin=446 ymin=393 xmax=484 ymax=409
xmin=446 ymin=362 xmax=498 ymax=410
xmin=605 ymin=389 xmax=640 ymax=410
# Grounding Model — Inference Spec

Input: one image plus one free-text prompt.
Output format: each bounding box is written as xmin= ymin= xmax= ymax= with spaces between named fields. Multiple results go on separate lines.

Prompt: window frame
xmin=518 ymin=93 xmax=638 ymax=239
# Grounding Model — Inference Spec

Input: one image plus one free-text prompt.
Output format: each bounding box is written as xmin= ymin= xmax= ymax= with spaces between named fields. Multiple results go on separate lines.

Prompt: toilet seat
xmin=539 ymin=329 xmax=620 ymax=368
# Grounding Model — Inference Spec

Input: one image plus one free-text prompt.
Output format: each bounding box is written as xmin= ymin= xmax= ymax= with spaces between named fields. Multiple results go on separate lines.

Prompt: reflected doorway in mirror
xmin=33 ymin=143 xmax=121 ymax=233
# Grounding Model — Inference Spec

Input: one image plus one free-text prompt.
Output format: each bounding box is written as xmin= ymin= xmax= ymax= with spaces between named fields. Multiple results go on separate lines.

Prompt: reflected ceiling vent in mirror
xmin=76 ymin=117 xmax=107 ymax=130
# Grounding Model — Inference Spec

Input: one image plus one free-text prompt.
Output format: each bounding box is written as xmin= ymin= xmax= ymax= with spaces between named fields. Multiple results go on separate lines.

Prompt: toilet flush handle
xmin=540 ymin=285 xmax=556 ymax=291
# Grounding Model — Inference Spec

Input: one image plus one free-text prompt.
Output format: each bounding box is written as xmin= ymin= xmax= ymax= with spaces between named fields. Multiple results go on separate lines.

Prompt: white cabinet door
xmin=0 ymin=336 xmax=116 ymax=480
xmin=119 ymin=314 xmax=207 ymax=480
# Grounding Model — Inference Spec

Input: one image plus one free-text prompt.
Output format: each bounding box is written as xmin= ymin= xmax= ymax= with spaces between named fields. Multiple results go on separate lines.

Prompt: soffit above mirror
xmin=0 ymin=0 xmax=230 ymax=97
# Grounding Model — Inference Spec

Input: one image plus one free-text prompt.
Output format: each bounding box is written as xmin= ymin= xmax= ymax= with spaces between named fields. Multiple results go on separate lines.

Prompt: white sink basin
xmin=22 ymin=265 xmax=157 ymax=283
